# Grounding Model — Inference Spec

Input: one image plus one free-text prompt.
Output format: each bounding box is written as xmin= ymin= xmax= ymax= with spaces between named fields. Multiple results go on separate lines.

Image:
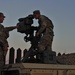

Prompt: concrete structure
xmin=1 ymin=63 xmax=75 ymax=75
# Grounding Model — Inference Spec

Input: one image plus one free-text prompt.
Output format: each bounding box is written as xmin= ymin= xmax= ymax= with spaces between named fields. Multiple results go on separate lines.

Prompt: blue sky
xmin=0 ymin=0 xmax=75 ymax=59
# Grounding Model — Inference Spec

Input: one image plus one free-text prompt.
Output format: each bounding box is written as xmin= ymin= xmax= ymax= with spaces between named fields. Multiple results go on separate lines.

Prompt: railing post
xmin=9 ymin=47 xmax=15 ymax=64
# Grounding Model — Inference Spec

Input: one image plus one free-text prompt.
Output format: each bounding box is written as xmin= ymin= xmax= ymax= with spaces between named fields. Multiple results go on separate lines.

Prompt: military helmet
xmin=33 ymin=10 xmax=40 ymax=14
xmin=0 ymin=12 xmax=5 ymax=18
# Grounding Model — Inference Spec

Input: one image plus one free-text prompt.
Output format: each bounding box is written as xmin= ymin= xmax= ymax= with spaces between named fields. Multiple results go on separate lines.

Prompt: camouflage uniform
xmin=37 ymin=15 xmax=54 ymax=52
xmin=0 ymin=23 xmax=16 ymax=74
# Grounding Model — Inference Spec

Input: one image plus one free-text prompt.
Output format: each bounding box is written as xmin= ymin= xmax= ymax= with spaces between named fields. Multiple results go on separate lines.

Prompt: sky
xmin=0 ymin=0 xmax=75 ymax=62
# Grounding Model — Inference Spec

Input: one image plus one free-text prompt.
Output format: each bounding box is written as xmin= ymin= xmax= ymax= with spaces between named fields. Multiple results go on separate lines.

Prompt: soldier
xmin=0 ymin=12 xmax=17 ymax=75
xmin=33 ymin=10 xmax=54 ymax=63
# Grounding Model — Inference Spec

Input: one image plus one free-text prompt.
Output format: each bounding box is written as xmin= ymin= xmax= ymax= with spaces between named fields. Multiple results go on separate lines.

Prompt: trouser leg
xmin=0 ymin=47 xmax=5 ymax=75
xmin=37 ymin=36 xmax=54 ymax=63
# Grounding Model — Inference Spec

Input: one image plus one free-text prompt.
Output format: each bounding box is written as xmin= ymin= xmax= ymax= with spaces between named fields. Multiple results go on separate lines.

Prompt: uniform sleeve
xmin=0 ymin=24 xmax=4 ymax=31
xmin=5 ymin=26 xmax=16 ymax=32
xmin=37 ymin=17 xmax=47 ymax=35
xmin=37 ymin=24 xmax=46 ymax=35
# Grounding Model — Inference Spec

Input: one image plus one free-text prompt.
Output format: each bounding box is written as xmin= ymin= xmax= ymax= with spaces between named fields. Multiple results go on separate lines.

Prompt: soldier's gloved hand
xmin=16 ymin=25 xmax=19 ymax=28
xmin=16 ymin=23 xmax=20 ymax=28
